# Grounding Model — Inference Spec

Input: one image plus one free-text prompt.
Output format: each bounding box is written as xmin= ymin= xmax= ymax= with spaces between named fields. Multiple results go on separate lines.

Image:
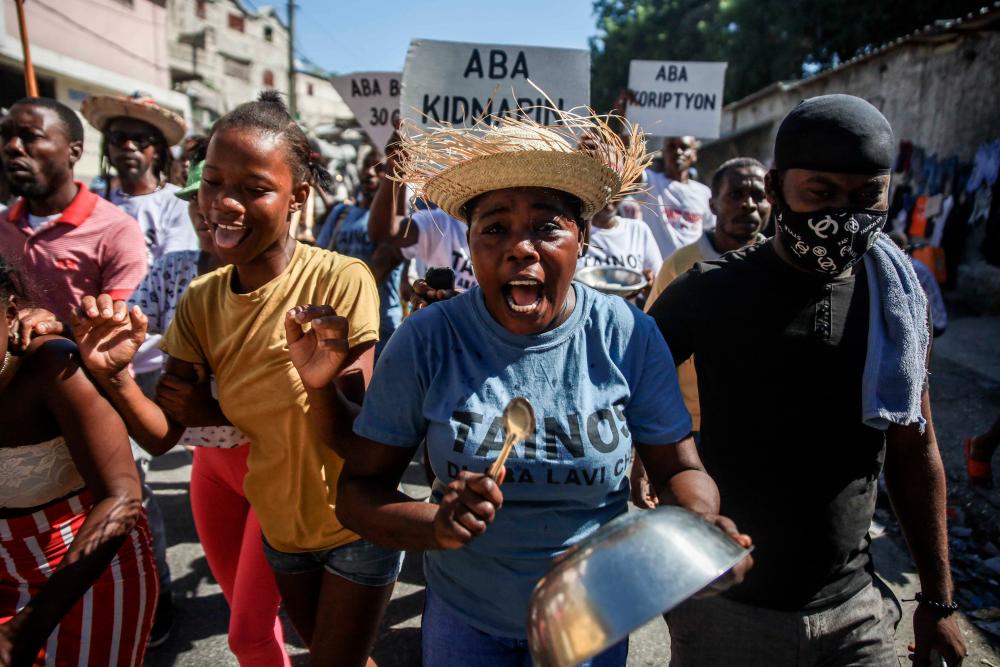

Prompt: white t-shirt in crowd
xmin=630 ymin=169 xmax=715 ymax=259
xmin=110 ymin=183 xmax=198 ymax=265
xmin=578 ymin=216 xmax=663 ymax=276
xmin=27 ymin=212 xmax=62 ymax=230
xmin=401 ymin=208 xmax=478 ymax=290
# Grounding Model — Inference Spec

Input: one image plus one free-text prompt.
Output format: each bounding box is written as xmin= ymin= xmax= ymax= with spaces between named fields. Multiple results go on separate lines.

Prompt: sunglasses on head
xmin=108 ymin=130 xmax=161 ymax=149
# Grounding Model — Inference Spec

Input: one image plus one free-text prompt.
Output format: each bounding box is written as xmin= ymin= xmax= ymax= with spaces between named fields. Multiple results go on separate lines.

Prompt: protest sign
xmin=331 ymin=71 xmax=401 ymax=150
xmin=626 ymin=61 xmax=727 ymax=138
xmin=401 ymin=39 xmax=589 ymax=129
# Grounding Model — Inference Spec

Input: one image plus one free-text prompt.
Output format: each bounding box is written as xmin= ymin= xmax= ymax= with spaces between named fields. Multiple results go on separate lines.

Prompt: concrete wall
xmin=168 ymin=0 xmax=289 ymax=131
xmin=295 ymin=70 xmax=351 ymax=132
xmin=4 ymin=0 xmax=170 ymax=90
xmin=0 ymin=0 xmax=188 ymax=182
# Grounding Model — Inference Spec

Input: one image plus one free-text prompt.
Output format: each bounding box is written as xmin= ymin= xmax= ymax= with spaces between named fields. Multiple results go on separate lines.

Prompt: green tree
xmin=589 ymin=0 xmax=721 ymax=114
xmin=591 ymin=0 xmax=988 ymax=115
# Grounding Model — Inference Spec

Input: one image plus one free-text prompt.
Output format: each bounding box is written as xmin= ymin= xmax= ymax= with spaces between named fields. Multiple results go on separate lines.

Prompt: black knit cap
xmin=774 ymin=94 xmax=894 ymax=175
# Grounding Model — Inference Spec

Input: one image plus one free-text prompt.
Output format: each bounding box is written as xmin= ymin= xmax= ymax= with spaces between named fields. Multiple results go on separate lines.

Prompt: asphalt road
xmin=145 ymin=314 xmax=1000 ymax=666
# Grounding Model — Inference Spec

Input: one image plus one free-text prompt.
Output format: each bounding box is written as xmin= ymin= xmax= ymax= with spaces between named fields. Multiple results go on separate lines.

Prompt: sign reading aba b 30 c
xmin=627 ymin=60 xmax=727 ymax=138
xmin=401 ymin=39 xmax=590 ymax=129
xmin=330 ymin=72 xmax=401 ymax=150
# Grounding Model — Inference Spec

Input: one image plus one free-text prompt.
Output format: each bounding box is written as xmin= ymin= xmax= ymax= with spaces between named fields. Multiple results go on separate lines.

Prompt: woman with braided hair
xmin=73 ymin=92 xmax=400 ymax=666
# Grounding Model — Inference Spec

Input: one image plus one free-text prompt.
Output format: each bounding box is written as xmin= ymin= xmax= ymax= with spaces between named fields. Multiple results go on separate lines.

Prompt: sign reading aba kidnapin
xmin=627 ymin=60 xmax=727 ymax=138
xmin=401 ymin=39 xmax=590 ymax=128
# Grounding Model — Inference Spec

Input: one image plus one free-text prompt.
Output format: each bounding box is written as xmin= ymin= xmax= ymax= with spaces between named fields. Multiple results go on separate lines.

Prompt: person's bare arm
xmin=884 ymin=390 xmax=966 ymax=666
xmin=3 ymin=338 xmax=143 ymax=664
xmin=636 ymin=438 xmax=753 ymax=586
xmin=336 ymin=437 xmax=504 ymax=551
xmin=155 ymin=363 xmax=231 ymax=428
xmin=637 ymin=439 xmax=739 ymax=532
xmin=72 ymin=295 xmax=187 ymax=455
xmin=368 ymin=242 xmax=405 ymax=285
xmin=368 ymin=133 xmax=418 ymax=247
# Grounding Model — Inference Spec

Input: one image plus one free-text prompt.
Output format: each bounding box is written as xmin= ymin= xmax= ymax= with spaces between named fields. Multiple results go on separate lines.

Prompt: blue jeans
xmin=422 ymin=587 xmax=628 ymax=667
xmin=261 ymin=536 xmax=403 ymax=587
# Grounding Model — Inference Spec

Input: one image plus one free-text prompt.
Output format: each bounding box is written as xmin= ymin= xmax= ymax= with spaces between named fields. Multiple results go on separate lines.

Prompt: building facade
xmin=166 ymin=0 xmax=352 ymax=135
xmin=0 ymin=0 xmax=190 ymax=181
xmin=167 ymin=0 xmax=290 ymax=132
xmin=295 ymin=67 xmax=351 ymax=133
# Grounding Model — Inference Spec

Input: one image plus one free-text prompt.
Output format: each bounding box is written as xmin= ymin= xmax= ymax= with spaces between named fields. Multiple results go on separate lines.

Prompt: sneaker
xmin=147 ymin=593 xmax=174 ymax=649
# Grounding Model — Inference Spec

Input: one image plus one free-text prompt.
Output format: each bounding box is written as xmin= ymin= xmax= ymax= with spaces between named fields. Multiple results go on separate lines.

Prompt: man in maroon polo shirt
xmin=0 ymin=97 xmax=146 ymax=323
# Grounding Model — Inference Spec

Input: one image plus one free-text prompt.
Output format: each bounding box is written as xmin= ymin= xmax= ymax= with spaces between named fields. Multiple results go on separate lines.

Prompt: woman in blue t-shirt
xmin=333 ymin=112 xmax=752 ymax=666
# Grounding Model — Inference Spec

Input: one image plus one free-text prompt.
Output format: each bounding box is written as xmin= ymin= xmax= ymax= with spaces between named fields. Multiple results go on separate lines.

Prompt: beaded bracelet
xmin=914 ymin=592 xmax=959 ymax=617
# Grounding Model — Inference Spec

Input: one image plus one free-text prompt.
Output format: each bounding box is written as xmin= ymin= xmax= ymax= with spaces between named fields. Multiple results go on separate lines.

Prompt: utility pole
xmin=287 ymin=0 xmax=297 ymax=117
xmin=14 ymin=0 xmax=38 ymax=96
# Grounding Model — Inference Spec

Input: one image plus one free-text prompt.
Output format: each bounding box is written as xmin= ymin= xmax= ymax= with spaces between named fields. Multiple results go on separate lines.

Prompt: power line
xmin=32 ymin=0 xmax=168 ymax=72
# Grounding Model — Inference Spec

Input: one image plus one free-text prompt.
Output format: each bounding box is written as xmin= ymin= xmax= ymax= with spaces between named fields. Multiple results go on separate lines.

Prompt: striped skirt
xmin=0 ymin=491 xmax=159 ymax=666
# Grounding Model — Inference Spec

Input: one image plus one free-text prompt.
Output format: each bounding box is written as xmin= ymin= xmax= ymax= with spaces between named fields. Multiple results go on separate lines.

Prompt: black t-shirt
xmin=648 ymin=240 xmax=885 ymax=611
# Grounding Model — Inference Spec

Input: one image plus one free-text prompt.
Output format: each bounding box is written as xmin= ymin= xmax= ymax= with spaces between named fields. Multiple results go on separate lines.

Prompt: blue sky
xmin=270 ymin=0 xmax=599 ymax=74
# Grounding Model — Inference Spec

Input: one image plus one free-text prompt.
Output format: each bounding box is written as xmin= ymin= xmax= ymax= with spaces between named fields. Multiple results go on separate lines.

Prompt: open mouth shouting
xmin=502 ymin=278 xmax=544 ymax=314
xmin=211 ymin=221 xmax=250 ymax=250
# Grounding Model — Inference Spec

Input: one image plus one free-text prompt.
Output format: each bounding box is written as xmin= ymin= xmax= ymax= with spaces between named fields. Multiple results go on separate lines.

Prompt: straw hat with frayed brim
xmin=81 ymin=93 xmax=187 ymax=147
xmin=393 ymin=102 xmax=651 ymax=223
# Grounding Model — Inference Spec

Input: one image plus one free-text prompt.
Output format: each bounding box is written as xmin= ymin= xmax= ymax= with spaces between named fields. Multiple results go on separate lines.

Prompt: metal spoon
xmin=488 ymin=397 xmax=536 ymax=480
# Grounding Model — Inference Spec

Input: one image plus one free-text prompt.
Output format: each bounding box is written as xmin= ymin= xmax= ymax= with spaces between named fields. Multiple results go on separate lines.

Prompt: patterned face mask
xmin=774 ymin=202 xmax=886 ymax=276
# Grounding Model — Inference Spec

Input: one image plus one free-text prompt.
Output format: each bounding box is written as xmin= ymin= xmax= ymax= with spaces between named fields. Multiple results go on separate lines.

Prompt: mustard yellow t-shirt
xmin=162 ymin=242 xmax=379 ymax=553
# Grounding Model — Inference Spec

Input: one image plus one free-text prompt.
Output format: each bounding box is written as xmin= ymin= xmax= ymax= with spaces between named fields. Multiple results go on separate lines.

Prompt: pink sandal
xmin=965 ymin=438 xmax=994 ymax=489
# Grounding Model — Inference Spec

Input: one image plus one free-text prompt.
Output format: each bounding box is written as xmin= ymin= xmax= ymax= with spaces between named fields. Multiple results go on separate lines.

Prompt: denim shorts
xmin=261 ymin=535 xmax=403 ymax=587
xmin=422 ymin=587 xmax=628 ymax=667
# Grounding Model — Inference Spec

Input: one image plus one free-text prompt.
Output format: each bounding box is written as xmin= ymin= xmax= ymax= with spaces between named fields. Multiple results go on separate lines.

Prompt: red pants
xmin=0 ymin=492 xmax=158 ymax=666
xmin=190 ymin=446 xmax=290 ymax=666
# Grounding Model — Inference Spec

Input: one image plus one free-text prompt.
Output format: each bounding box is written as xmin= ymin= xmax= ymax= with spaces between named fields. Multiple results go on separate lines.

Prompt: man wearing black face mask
xmin=647 ymin=95 xmax=966 ymax=666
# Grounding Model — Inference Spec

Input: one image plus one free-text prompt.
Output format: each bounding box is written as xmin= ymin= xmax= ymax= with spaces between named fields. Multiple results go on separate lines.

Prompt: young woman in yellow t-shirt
xmin=72 ymin=92 xmax=400 ymax=667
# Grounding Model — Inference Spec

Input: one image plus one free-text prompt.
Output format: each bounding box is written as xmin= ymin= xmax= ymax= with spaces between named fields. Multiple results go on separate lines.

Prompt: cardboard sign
xmin=331 ymin=72 xmax=401 ymax=150
xmin=626 ymin=61 xmax=727 ymax=138
xmin=401 ymin=39 xmax=590 ymax=129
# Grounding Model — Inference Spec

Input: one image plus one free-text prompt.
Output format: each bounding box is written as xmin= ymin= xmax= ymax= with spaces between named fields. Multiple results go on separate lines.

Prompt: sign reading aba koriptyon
xmin=330 ymin=72 xmax=401 ymax=151
xmin=401 ymin=39 xmax=590 ymax=129
xmin=627 ymin=60 xmax=727 ymax=139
